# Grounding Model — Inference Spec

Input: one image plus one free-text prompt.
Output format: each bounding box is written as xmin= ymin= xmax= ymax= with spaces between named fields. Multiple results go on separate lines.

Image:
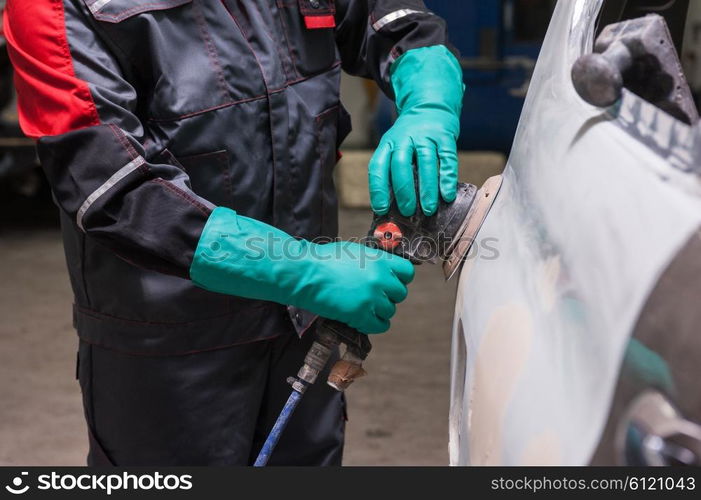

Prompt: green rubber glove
xmin=190 ymin=207 xmax=415 ymax=334
xmin=369 ymin=45 xmax=465 ymax=217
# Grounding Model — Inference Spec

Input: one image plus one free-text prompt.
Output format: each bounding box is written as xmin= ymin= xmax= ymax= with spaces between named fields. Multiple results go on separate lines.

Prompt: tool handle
xmin=316 ymin=318 xmax=372 ymax=360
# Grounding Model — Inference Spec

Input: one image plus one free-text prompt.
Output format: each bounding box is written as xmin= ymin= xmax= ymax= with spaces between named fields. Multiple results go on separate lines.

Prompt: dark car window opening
xmin=510 ymin=0 xmax=558 ymax=43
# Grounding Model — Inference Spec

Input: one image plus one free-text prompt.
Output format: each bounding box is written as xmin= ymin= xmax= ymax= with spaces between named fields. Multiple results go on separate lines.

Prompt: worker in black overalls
xmin=5 ymin=0 xmax=464 ymax=465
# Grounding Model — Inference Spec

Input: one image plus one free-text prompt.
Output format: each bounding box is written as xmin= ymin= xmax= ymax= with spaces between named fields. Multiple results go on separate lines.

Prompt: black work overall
xmin=5 ymin=0 xmax=452 ymax=464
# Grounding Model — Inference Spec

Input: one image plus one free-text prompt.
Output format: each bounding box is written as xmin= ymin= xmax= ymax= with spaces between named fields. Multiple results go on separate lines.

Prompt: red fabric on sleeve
xmin=3 ymin=0 xmax=100 ymax=138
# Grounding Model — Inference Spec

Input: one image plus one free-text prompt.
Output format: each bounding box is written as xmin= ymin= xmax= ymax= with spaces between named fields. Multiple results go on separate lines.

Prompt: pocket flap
xmin=83 ymin=0 xmax=193 ymax=23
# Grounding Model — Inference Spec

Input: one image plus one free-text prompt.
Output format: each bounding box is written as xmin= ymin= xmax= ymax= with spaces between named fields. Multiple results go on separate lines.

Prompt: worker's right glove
xmin=189 ymin=207 xmax=415 ymax=334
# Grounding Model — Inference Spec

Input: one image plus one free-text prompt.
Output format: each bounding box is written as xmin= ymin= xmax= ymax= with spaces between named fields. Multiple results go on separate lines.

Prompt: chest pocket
xmin=277 ymin=0 xmax=339 ymax=76
xmin=83 ymin=0 xmax=193 ymax=22
xmin=82 ymin=0 xmax=260 ymax=121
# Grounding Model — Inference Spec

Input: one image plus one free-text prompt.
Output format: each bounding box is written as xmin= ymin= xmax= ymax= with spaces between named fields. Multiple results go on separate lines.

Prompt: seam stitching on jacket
xmin=108 ymin=124 xmax=139 ymax=161
xmin=313 ymin=113 xmax=324 ymax=234
xmin=192 ymin=1 xmax=232 ymax=103
xmin=151 ymin=177 xmax=211 ymax=216
xmin=147 ymin=93 xmax=270 ymax=122
xmin=74 ymin=303 xmax=269 ymax=326
xmin=145 ymin=61 xmax=341 ymax=122
xmin=314 ymin=104 xmax=338 ymax=234
xmin=76 ymin=333 xmax=283 ymax=357
xmin=285 ymin=60 xmax=341 ymax=86
xmin=274 ymin=1 xmax=302 ymax=79
xmin=217 ymin=151 xmax=234 ymax=201
xmin=180 ymin=150 xmax=233 ymax=202
xmin=258 ymin=0 xmax=297 ymax=81
xmin=55 ymin=0 xmax=101 ymax=128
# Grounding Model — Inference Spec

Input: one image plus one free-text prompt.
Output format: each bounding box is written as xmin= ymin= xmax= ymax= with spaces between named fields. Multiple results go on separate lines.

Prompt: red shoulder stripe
xmin=4 ymin=0 xmax=100 ymax=138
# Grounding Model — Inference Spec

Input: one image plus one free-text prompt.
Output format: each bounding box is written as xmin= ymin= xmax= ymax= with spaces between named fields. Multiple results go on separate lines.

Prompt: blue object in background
xmin=376 ymin=0 xmax=556 ymax=154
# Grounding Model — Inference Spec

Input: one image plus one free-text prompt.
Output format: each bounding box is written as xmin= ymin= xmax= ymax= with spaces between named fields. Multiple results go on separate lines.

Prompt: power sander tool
xmin=253 ymin=174 xmax=503 ymax=466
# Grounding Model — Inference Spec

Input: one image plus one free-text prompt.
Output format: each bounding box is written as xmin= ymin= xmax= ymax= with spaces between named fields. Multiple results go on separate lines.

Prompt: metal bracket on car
xmin=571 ymin=14 xmax=698 ymax=124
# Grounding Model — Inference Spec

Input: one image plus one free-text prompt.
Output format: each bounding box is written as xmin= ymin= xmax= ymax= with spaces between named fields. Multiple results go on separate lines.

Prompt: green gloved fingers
xmin=383 ymin=269 xmax=411 ymax=303
xmin=369 ymin=44 xmax=464 ymax=217
xmin=390 ymin=140 xmax=417 ymax=216
xmin=368 ymin=142 xmax=392 ymax=214
xmin=416 ymin=139 xmax=440 ymax=216
xmin=190 ymin=207 xmax=415 ymax=334
xmin=438 ymin=137 xmax=459 ymax=203
xmin=374 ymin=298 xmax=396 ymax=323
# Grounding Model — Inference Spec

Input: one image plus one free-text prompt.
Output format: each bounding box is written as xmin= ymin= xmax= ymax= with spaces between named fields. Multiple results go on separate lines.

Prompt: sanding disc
xmin=443 ymin=175 xmax=503 ymax=280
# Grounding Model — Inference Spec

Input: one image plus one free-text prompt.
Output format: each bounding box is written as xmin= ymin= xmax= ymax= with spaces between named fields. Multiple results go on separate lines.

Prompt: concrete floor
xmin=0 ymin=203 xmax=457 ymax=466
xmin=339 ymin=209 xmax=456 ymax=465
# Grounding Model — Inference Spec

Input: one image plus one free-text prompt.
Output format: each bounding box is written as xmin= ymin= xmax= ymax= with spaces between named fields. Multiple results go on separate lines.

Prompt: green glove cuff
xmin=390 ymin=45 xmax=465 ymax=122
xmin=190 ymin=207 xmax=306 ymax=304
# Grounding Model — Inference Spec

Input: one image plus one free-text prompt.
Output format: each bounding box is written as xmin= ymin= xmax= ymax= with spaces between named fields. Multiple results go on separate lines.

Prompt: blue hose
xmin=253 ymin=387 xmax=304 ymax=466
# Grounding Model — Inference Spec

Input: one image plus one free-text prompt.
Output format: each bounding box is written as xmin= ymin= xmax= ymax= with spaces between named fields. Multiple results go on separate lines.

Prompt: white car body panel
xmin=450 ymin=0 xmax=701 ymax=465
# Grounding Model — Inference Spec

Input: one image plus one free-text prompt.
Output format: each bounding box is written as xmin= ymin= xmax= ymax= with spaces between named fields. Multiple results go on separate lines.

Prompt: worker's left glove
xmin=189 ymin=207 xmax=414 ymax=334
xmin=369 ymin=45 xmax=465 ymax=217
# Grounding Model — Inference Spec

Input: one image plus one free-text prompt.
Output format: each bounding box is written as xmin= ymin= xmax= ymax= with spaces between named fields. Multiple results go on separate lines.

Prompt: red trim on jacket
xmin=4 ymin=0 xmax=100 ymax=138
xmin=304 ymin=15 xmax=336 ymax=29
